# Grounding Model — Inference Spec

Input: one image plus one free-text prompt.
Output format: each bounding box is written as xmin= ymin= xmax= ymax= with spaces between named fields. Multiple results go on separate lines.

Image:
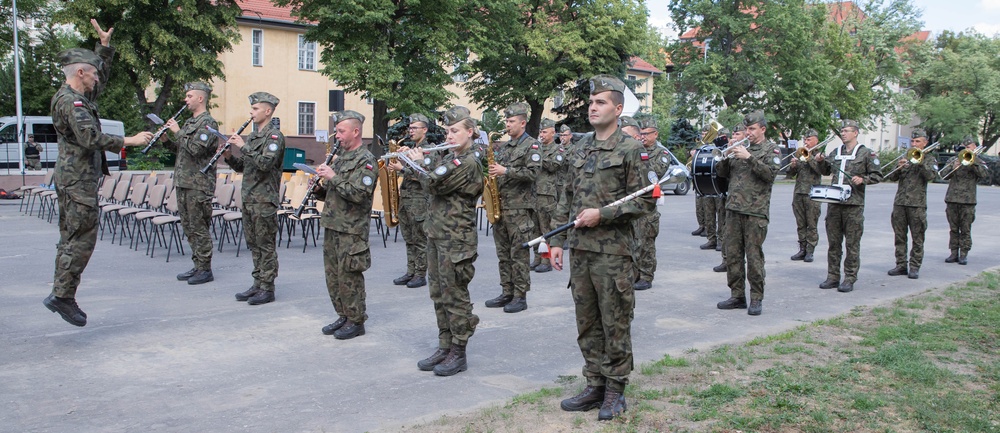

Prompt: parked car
xmin=0 ymin=116 xmax=124 ymax=171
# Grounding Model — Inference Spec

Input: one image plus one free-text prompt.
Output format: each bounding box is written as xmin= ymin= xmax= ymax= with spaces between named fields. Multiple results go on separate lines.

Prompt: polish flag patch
xmin=640 ymin=152 xmax=649 ymax=161
xmin=531 ymin=144 xmax=539 ymax=149
xmin=365 ymin=163 xmax=373 ymax=170
xmin=271 ymin=135 xmax=278 ymax=139
xmin=73 ymin=101 xmax=84 ymax=107
xmin=452 ymin=158 xmax=462 ymax=166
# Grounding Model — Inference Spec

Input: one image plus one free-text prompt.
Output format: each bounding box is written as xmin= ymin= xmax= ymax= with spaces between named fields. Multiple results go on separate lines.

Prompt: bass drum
xmin=692 ymin=147 xmax=728 ymax=197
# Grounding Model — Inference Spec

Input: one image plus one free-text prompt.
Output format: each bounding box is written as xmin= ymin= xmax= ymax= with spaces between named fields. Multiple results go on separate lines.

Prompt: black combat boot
xmin=321 ymin=316 xmax=348 ymax=335
xmin=529 ymin=256 xmax=541 ymax=271
xmin=176 ymin=268 xmax=197 ymax=281
xmin=485 ymin=293 xmax=513 ymax=308
xmin=716 ymin=297 xmax=747 ymax=309
xmin=908 ymin=267 xmax=920 ymax=279
xmin=334 ymin=320 xmax=365 ymax=340
xmin=433 ymin=344 xmax=467 ymax=376
xmin=803 ymin=246 xmax=814 ymax=263
xmin=747 ymin=299 xmax=762 ymax=316
xmin=691 ymin=226 xmax=705 ymax=236
xmin=957 ymin=250 xmax=968 ymax=265
xmin=43 ymin=294 xmax=86 ymax=327
xmin=597 ymin=389 xmax=626 ymax=421
xmin=187 ymin=269 xmax=214 ymax=285
xmin=534 ymin=263 xmax=552 ymax=273
xmin=945 ymin=250 xmax=959 ymax=263
xmin=406 ymin=275 xmax=427 ymax=288
xmin=247 ymin=290 xmax=275 ymax=305
xmin=713 ymin=262 xmax=726 ymax=273
xmin=790 ymin=242 xmax=806 ymax=261
xmin=560 ymin=385 xmax=605 ymax=411
xmin=504 ymin=297 xmax=527 ymax=313
xmin=393 ymin=273 xmax=414 ymax=285
xmin=418 ymin=347 xmax=450 ymax=371
xmin=235 ymin=285 xmax=260 ymax=301
xmin=699 ymin=241 xmax=717 ymax=250
xmin=838 ymin=281 xmax=854 ymax=292
xmin=819 ymin=278 xmax=839 ymax=289
xmin=632 ymin=280 xmax=652 ymax=291
xmin=887 ymin=265 xmax=908 ymax=276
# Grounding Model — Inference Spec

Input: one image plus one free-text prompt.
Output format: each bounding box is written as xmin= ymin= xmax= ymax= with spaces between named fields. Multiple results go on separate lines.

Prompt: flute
xmin=200 ymin=118 xmax=253 ymax=174
xmin=140 ymin=106 xmax=187 ymax=154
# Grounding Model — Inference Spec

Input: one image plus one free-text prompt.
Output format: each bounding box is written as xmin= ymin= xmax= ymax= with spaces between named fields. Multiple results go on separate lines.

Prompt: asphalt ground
xmin=1 ymin=181 xmax=998 ymax=432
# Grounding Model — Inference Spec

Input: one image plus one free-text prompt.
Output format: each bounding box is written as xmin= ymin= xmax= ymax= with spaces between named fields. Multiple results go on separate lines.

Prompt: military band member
xmin=886 ymin=129 xmax=936 ymax=279
xmin=786 ymin=128 xmax=826 ymax=263
xmin=225 ymin=92 xmax=285 ymax=305
xmin=408 ymin=106 xmax=484 ymax=376
xmin=632 ymin=118 xmax=671 ymax=290
xmin=389 ymin=113 xmax=431 ymax=288
xmin=169 ymin=82 xmax=220 ymax=286
xmin=559 ymin=124 xmax=574 ymax=147
xmin=25 ymin=134 xmax=43 ymax=170
xmin=530 ymin=118 xmax=564 ymax=273
xmin=550 ymin=75 xmax=653 ymax=421
xmin=816 ymin=120 xmax=882 ymax=293
xmin=701 ymin=129 xmax=730 ymax=252
xmin=484 ymin=102 xmax=541 ymax=313
xmin=619 ymin=116 xmax=640 ymax=140
xmin=942 ymin=135 xmax=989 ymax=265
xmin=315 ymin=111 xmax=378 ymax=339
xmin=44 ymin=20 xmax=154 ymax=327
xmin=712 ymin=125 xmax=744 ymax=273
xmin=715 ymin=111 xmax=779 ymax=316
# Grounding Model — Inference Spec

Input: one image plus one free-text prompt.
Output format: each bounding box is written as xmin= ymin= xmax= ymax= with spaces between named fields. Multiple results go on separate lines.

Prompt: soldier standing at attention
xmin=315 ymin=111 xmax=378 ymax=339
xmin=225 ymin=92 xmax=285 ymax=305
xmin=389 ymin=113 xmax=431 ymax=289
xmin=407 ymin=106 xmax=484 ymax=376
xmin=786 ymin=128 xmax=826 ymax=263
xmin=619 ymin=116 xmax=640 ymax=140
xmin=817 ymin=120 xmax=882 ymax=293
xmin=886 ymin=129 xmax=936 ymax=279
xmin=25 ymin=134 xmax=43 ymax=170
xmin=714 ymin=111 xmax=779 ymax=316
xmin=43 ymin=20 xmax=154 ymax=327
xmin=530 ymin=118 xmax=564 ymax=273
xmin=632 ymin=118 xmax=671 ymax=291
xmin=942 ymin=135 xmax=989 ymax=265
xmin=484 ymin=102 xmax=541 ymax=313
xmin=559 ymin=125 xmax=574 ymax=147
xmin=700 ymin=129 xmax=730 ymax=252
xmin=549 ymin=75 xmax=653 ymax=421
xmin=168 ymin=82 xmax=219 ymax=286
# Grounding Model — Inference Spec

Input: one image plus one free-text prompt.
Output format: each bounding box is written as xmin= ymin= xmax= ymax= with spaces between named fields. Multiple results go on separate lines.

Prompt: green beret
xmin=504 ymin=102 xmax=530 ymax=118
xmin=961 ymin=135 xmax=975 ymax=144
xmin=58 ymin=48 xmax=103 ymax=70
xmin=184 ymin=82 xmax=212 ymax=93
xmin=249 ymin=92 xmax=280 ymax=107
xmin=840 ymin=119 xmax=859 ymax=130
xmin=639 ymin=118 xmax=658 ymax=130
xmin=911 ymin=128 xmax=927 ymax=139
xmin=589 ymin=74 xmax=625 ymax=95
xmin=559 ymin=125 xmax=572 ymax=133
xmin=443 ymin=106 xmax=472 ymax=126
xmin=409 ymin=113 xmax=430 ymax=126
xmin=803 ymin=128 xmax=819 ymax=138
xmin=540 ymin=118 xmax=556 ymax=130
xmin=333 ymin=110 xmax=365 ymax=125
xmin=619 ymin=116 xmax=639 ymax=129
xmin=743 ymin=110 xmax=766 ymax=127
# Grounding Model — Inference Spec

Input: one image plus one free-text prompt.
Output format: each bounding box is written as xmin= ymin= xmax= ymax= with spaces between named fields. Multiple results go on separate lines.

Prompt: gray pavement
xmin=1 ymin=182 xmax=998 ymax=432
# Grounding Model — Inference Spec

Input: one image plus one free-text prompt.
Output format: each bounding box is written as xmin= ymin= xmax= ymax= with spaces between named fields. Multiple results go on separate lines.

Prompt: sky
xmin=647 ymin=0 xmax=1000 ymax=39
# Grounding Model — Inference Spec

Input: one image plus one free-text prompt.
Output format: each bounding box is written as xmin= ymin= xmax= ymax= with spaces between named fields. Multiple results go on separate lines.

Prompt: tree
xmin=276 ymin=0 xmax=466 ymax=149
xmin=462 ymin=0 xmax=648 ymax=137
xmin=0 ymin=20 xmax=78 ymax=116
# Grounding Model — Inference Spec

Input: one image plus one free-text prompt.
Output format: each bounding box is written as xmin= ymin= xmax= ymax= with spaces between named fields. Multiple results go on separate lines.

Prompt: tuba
xmin=699 ymin=120 xmax=724 ymax=146
xmin=378 ymin=136 xmax=403 ymax=228
xmin=482 ymin=132 xmax=503 ymax=224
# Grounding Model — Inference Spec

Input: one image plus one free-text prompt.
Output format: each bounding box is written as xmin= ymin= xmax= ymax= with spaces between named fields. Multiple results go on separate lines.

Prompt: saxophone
xmin=378 ymin=137 xmax=402 ymax=228
xmin=483 ymin=132 xmax=503 ymax=224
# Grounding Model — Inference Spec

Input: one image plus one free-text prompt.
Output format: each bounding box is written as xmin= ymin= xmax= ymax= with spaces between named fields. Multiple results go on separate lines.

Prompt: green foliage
xmin=0 ymin=18 xmax=77 ymax=116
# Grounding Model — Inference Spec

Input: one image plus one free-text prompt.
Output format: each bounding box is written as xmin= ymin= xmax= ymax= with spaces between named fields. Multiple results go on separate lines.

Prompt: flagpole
xmin=12 ymin=0 xmax=26 ymax=182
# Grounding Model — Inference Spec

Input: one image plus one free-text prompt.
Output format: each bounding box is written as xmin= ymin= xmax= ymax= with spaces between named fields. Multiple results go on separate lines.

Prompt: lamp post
xmin=700 ymin=38 xmax=711 ymax=128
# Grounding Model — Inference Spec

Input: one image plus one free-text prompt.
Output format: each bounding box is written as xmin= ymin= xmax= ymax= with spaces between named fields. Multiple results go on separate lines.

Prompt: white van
xmin=0 ymin=116 xmax=124 ymax=172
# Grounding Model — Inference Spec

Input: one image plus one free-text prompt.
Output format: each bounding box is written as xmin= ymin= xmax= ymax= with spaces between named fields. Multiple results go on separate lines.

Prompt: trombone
xmin=938 ymin=145 xmax=986 ymax=179
xmin=779 ymin=134 xmax=836 ymax=171
xmin=883 ymin=141 xmax=941 ymax=178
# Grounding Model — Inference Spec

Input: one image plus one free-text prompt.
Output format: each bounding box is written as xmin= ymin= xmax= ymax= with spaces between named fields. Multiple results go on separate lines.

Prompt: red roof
xmin=237 ymin=0 xmax=300 ymax=24
xmin=629 ymin=56 xmax=663 ymax=75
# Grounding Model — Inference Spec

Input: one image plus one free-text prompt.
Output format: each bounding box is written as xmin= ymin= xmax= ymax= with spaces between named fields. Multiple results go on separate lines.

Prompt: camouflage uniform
xmin=50 ymin=45 xmax=122 ymax=299
xmin=550 ymin=126 xmax=653 ymax=393
xmin=25 ymin=140 xmax=43 ymax=170
xmin=532 ymin=124 xmax=565 ymax=267
xmin=942 ymin=154 xmax=989 ymax=253
xmin=423 ymin=146 xmax=484 ymax=347
xmin=493 ymin=131 xmax=541 ymax=299
xmin=716 ymin=137 xmax=779 ymax=302
xmin=398 ymin=136 xmax=429 ymax=278
xmin=633 ymin=142 xmax=671 ymax=284
xmin=786 ymin=148 xmax=824 ymax=254
xmin=886 ymin=145 xmax=936 ymax=270
xmin=171 ymin=109 xmax=219 ymax=272
xmin=315 ymin=141 xmax=377 ymax=325
xmin=817 ymin=143 xmax=882 ymax=284
xmin=225 ymin=116 xmax=285 ymax=292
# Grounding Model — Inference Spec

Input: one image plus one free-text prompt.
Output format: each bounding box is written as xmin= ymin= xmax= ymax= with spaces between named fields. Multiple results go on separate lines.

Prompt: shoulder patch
xmin=661 ymin=156 xmax=669 ymax=163
xmin=268 ymin=143 xmax=278 ymax=152
xmin=199 ymin=133 xmax=208 ymax=142
xmin=556 ymin=155 xmax=563 ymax=162
xmin=773 ymin=148 xmax=781 ymax=154
xmin=271 ymin=134 xmax=278 ymax=139
xmin=365 ymin=163 xmax=373 ymax=171
xmin=362 ymin=175 xmax=373 ymax=186
xmin=434 ymin=166 xmax=447 ymax=176
xmin=772 ymin=156 xmax=781 ymax=165
xmin=423 ymin=157 xmax=432 ymax=165
xmin=531 ymin=153 xmax=541 ymax=162
xmin=640 ymin=152 xmax=649 ymax=161
xmin=647 ymin=171 xmax=658 ymax=184
xmin=873 ymin=158 xmax=881 ymax=166
xmin=474 ymin=151 xmax=481 ymax=158
xmin=531 ymin=144 xmax=539 ymax=149
xmin=452 ymin=158 xmax=462 ymax=166
xmin=73 ymin=101 xmax=84 ymax=107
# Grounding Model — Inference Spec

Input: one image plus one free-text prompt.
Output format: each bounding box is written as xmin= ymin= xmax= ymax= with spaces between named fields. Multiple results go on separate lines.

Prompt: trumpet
xmin=713 ymin=137 xmax=750 ymax=160
xmin=938 ymin=145 xmax=985 ymax=179
xmin=780 ymin=134 xmax=836 ymax=171
xmin=883 ymin=141 xmax=941 ymax=178
xmin=141 ymin=106 xmax=187 ymax=154
xmin=201 ymin=118 xmax=253 ymax=174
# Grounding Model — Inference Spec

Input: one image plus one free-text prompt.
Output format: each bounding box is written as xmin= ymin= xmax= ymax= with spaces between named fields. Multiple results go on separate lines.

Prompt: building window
xmin=252 ymin=29 xmax=263 ymax=67
xmin=298 ymin=34 xmax=316 ymax=71
xmin=627 ymin=74 xmax=637 ymax=81
xmin=298 ymin=102 xmax=315 ymax=135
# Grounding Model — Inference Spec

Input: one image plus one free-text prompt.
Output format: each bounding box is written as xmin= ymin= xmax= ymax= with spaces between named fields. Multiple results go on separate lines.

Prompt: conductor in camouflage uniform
xmin=408 ymin=106 xmax=484 ymax=376
xmin=484 ymin=102 xmax=541 ymax=313
xmin=316 ymin=111 xmax=378 ymax=340
xmin=225 ymin=92 xmax=285 ymax=305
xmin=632 ymin=118 xmax=671 ymax=290
xmin=715 ymin=111 xmax=779 ymax=316
xmin=530 ymin=117 xmax=564 ymax=273
xmin=43 ymin=20 xmax=154 ymax=327
xmin=942 ymin=135 xmax=989 ymax=265
xmin=169 ymin=82 xmax=220 ymax=286
xmin=550 ymin=75 xmax=654 ymax=421
xmin=886 ymin=129 xmax=936 ymax=279
xmin=389 ymin=113 xmax=431 ymax=288
xmin=816 ymin=120 xmax=882 ymax=293
xmin=786 ymin=128 xmax=826 ymax=263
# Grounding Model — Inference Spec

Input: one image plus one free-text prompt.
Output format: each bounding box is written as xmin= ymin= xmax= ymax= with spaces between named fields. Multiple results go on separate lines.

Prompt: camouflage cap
xmin=732 ymin=123 xmax=747 ymax=133
xmin=840 ymin=119 xmax=860 ymax=130
xmin=911 ymin=128 xmax=927 ymax=139
xmin=803 ymin=128 xmax=819 ymax=138
xmin=718 ymin=127 xmax=732 ymax=136
xmin=504 ymin=102 xmax=530 ymax=119
xmin=961 ymin=135 xmax=976 ymax=144
xmin=249 ymin=92 xmax=279 ymax=107
xmin=559 ymin=125 xmax=572 ymax=133
xmin=540 ymin=118 xmax=556 ymax=130
xmin=743 ymin=110 xmax=766 ymax=127
xmin=589 ymin=74 xmax=625 ymax=95
xmin=639 ymin=118 xmax=658 ymax=130
xmin=619 ymin=116 xmax=639 ymax=129
xmin=442 ymin=106 xmax=472 ymax=126
xmin=333 ymin=110 xmax=365 ymax=125
xmin=409 ymin=113 xmax=430 ymax=126
xmin=58 ymin=48 xmax=103 ymax=70
xmin=184 ymin=82 xmax=212 ymax=93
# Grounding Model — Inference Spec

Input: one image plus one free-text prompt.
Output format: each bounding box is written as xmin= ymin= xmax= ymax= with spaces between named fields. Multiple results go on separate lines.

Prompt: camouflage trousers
xmin=704 ymin=195 xmax=719 ymax=242
xmin=945 ymin=203 xmax=976 ymax=251
xmin=716 ymin=196 xmax=727 ymax=250
xmin=569 ymin=249 xmax=636 ymax=393
xmin=826 ymin=204 xmax=864 ymax=283
xmin=243 ymin=202 xmax=278 ymax=291
xmin=427 ymin=237 xmax=479 ymax=347
xmin=399 ymin=197 xmax=427 ymax=276
xmin=633 ymin=211 xmax=660 ymax=283
xmin=494 ymin=208 xmax=534 ymax=298
xmin=26 ymin=157 xmax=41 ymax=170
xmin=891 ymin=205 xmax=927 ymax=269
xmin=176 ymin=187 xmax=214 ymax=271
xmin=724 ymin=211 xmax=768 ymax=301
xmin=695 ymin=196 xmax=708 ymax=228
xmin=532 ymin=195 xmax=557 ymax=266
xmin=52 ymin=194 xmax=99 ymax=299
xmin=792 ymin=193 xmax=821 ymax=251
xmin=324 ymin=228 xmax=371 ymax=324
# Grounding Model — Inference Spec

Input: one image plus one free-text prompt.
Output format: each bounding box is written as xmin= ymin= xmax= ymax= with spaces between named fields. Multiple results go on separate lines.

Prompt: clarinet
xmin=200 ymin=118 xmax=253 ymax=174
xmin=140 ymin=106 xmax=187 ymax=154
xmin=293 ymin=138 xmax=341 ymax=219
